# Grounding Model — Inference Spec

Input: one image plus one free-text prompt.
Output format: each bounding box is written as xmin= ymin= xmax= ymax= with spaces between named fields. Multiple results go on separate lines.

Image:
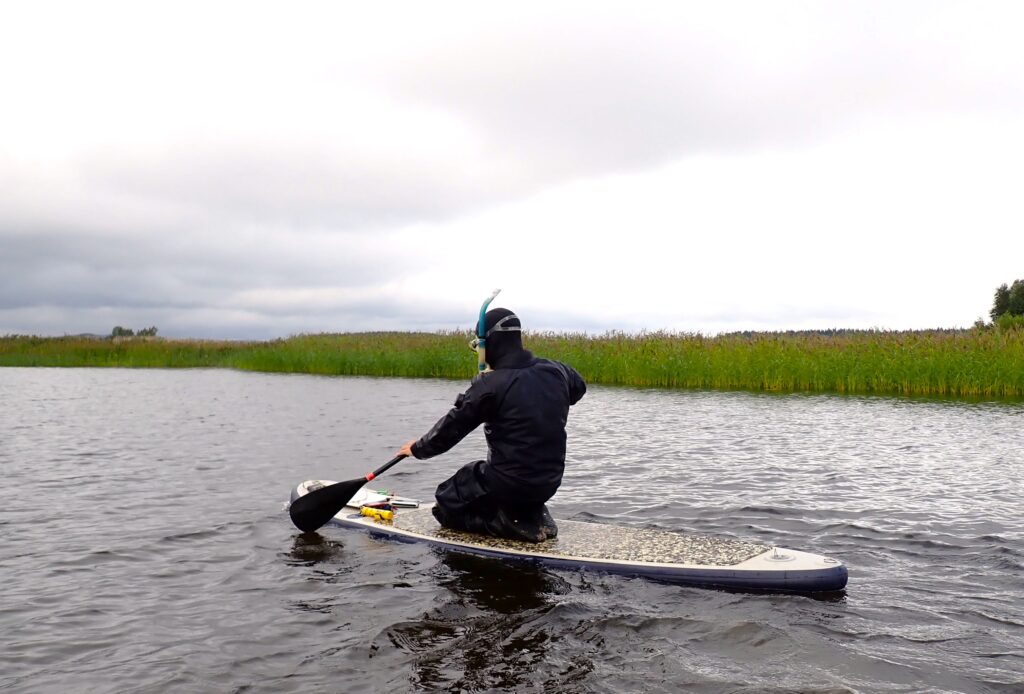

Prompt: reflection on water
xmin=435 ymin=550 xmax=572 ymax=612
xmin=286 ymin=532 xmax=349 ymax=567
xmin=385 ymin=551 xmax=581 ymax=692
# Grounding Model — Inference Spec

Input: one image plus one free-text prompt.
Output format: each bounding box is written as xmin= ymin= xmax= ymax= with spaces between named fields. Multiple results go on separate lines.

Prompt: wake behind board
xmin=289 ymin=480 xmax=848 ymax=592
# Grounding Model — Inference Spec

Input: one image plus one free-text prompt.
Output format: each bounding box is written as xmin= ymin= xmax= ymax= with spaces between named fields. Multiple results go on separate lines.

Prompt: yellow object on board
xmin=361 ymin=506 xmax=394 ymax=522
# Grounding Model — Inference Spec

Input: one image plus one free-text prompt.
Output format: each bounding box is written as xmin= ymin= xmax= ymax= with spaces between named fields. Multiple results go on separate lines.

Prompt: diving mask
xmin=469 ymin=314 xmax=521 ymax=351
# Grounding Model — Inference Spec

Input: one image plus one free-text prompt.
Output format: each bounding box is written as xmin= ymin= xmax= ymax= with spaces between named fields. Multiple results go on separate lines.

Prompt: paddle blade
xmin=289 ymin=478 xmax=367 ymax=533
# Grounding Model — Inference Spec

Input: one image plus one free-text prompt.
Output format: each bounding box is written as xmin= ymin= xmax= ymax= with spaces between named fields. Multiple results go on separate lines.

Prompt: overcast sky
xmin=2 ymin=1 xmax=1023 ymax=338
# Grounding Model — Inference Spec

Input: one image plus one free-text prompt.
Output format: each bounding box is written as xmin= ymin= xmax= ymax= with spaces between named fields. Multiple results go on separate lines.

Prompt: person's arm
xmin=563 ymin=363 xmax=587 ymax=405
xmin=404 ymin=379 xmax=495 ymax=460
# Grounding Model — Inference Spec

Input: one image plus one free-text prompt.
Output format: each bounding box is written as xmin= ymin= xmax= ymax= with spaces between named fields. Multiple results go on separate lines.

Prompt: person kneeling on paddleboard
xmin=397 ymin=302 xmax=586 ymax=543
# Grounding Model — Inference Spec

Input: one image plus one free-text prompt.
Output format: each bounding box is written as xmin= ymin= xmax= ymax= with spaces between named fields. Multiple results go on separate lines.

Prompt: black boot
xmin=540 ymin=505 xmax=558 ymax=539
xmin=486 ymin=506 xmax=546 ymax=543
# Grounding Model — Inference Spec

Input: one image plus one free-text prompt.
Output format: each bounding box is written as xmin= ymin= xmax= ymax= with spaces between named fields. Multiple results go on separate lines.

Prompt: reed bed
xmin=0 ymin=335 xmax=248 ymax=368
xmin=2 ymin=327 xmax=1023 ymax=399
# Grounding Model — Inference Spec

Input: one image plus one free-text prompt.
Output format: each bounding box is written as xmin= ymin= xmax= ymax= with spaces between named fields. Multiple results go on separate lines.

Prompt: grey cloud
xmin=11 ymin=6 xmax=1024 ymax=231
xmin=83 ymin=145 xmax=496 ymax=232
xmin=21 ymin=5 xmax=1016 ymax=243
xmin=380 ymin=5 xmax=1024 ymax=180
xmin=0 ymin=291 xmax=475 ymax=340
xmin=4 ymin=3 xmax=1022 ymax=338
xmin=0 ymin=222 xmax=415 ymax=332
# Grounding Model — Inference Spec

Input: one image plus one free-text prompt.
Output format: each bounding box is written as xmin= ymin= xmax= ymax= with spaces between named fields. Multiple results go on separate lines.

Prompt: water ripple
xmin=1 ymin=368 xmax=1022 ymax=692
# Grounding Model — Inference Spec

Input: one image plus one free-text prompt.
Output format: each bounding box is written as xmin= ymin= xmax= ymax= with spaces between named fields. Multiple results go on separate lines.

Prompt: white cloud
xmin=397 ymin=112 xmax=1024 ymax=333
xmin=2 ymin=2 xmax=1023 ymax=337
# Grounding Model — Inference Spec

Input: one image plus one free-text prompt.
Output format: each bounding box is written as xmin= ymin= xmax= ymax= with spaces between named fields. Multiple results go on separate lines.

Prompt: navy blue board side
xmin=288 ymin=485 xmax=848 ymax=593
xmin=353 ymin=524 xmax=847 ymax=592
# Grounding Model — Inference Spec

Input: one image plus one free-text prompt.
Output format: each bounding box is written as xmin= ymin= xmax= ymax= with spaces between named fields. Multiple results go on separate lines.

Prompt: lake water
xmin=1 ymin=367 xmax=1022 ymax=693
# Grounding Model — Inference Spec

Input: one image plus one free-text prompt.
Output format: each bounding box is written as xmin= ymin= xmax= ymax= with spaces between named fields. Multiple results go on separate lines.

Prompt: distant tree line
xmin=990 ymin=280 xmax=1024 ymax=321
xmin=111 ymin=326 xmax=159 ymax=337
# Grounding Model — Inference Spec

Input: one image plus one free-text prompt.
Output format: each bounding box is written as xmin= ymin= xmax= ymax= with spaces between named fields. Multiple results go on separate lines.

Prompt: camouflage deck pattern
xmin=385 ymin=506 xmax=771 ymax=567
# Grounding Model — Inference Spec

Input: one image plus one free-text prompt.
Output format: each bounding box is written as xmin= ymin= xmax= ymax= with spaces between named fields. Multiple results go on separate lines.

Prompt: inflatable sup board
xmin=289 ymin=480 xmax=848 ymax=592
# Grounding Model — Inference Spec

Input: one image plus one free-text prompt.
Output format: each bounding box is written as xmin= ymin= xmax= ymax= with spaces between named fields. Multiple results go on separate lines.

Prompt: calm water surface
xmin=1 ymin=368 xmax=1022 ymax=693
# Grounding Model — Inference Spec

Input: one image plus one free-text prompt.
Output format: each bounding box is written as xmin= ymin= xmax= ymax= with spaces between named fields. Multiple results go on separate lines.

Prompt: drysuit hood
xmin=481 ymin=308 xmax=531 ymax=369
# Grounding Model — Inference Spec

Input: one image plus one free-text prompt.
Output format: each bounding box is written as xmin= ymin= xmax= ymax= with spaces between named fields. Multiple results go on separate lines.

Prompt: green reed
xmin=2 ymin=326 xmax=1022 ymax=398
xmin=0 ymin=335 xmax=249 ymax=368
xmin=531 ymin=329 xmax=1024 ymax=397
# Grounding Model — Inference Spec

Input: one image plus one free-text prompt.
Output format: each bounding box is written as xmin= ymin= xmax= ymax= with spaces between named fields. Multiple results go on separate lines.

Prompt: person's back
xmin=479 ymin=356 xmax=583 ymax=499
xmin=398 ymin=306 xmax=586 ymax=542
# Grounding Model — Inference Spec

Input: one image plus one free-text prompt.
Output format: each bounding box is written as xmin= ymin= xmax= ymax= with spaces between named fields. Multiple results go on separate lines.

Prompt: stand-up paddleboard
xmin=289 ymin=480 xmax=848 ymax=592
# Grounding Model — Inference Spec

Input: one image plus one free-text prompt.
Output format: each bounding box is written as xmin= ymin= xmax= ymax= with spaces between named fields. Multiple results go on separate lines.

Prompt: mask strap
xmin=485 ymin=314 xmax=521 ymax=337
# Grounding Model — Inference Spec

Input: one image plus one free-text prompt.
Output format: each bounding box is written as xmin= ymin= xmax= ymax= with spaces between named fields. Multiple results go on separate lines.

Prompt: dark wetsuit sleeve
xmin=411 ymin=379 xmax=495 ymax=459
xmin=565 ymin=363 xmax=587 ymax=405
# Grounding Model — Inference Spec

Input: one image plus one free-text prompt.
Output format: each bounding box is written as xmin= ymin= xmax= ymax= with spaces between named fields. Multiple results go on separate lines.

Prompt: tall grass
xmin=0 ymin=335 xmax=246 ymax=368
xmin=2 ymin=326 xmax=1022 ymax=398
xmin=533 ymin=328 xmax=1024 ymax=397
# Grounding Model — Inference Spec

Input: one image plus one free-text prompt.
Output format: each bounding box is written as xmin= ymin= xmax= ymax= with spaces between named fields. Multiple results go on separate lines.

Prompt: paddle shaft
xmin=366 ymin=454 xmax=406 ymax=482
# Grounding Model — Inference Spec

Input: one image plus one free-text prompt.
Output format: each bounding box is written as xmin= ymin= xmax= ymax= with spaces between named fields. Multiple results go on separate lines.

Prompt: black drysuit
xmin=411 ymin=348 xmax=586 ymax=542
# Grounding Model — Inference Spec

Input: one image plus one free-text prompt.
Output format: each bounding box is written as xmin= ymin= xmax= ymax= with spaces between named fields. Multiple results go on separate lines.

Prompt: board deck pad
xmin=289 ymin=480 xmax=848 ymax=591
xmin=389 ymin=506 xmax=771 ymax=567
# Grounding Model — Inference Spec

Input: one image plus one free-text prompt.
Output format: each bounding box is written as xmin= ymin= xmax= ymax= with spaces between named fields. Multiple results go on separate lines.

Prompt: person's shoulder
xmin=531 ymin=356 xmax=559 ymax=366
xmin=533 ymin=356 xmax=573 ymax=368
xmin=532 ymin=357 xmax=579 ymax=376
xmin=470 ymin=369 xmax=509 ymax=388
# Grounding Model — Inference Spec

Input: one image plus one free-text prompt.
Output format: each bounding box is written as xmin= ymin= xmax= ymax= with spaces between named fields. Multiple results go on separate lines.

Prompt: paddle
xmin=289 ymin=454 xmax=408 ymax=533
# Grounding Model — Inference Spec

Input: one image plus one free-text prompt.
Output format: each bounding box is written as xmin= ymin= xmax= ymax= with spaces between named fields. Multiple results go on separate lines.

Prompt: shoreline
xmin=2 ymin=328 xmax=1023 ymax=399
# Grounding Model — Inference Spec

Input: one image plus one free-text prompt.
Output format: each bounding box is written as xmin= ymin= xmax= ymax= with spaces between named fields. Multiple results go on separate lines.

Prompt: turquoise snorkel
xmin=476 ymin=289 xmax=502 ymax=372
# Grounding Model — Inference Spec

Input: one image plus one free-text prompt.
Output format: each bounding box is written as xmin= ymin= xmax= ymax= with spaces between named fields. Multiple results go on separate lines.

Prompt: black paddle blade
xmin=289 ymin=477 xmax=367 ymax=533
